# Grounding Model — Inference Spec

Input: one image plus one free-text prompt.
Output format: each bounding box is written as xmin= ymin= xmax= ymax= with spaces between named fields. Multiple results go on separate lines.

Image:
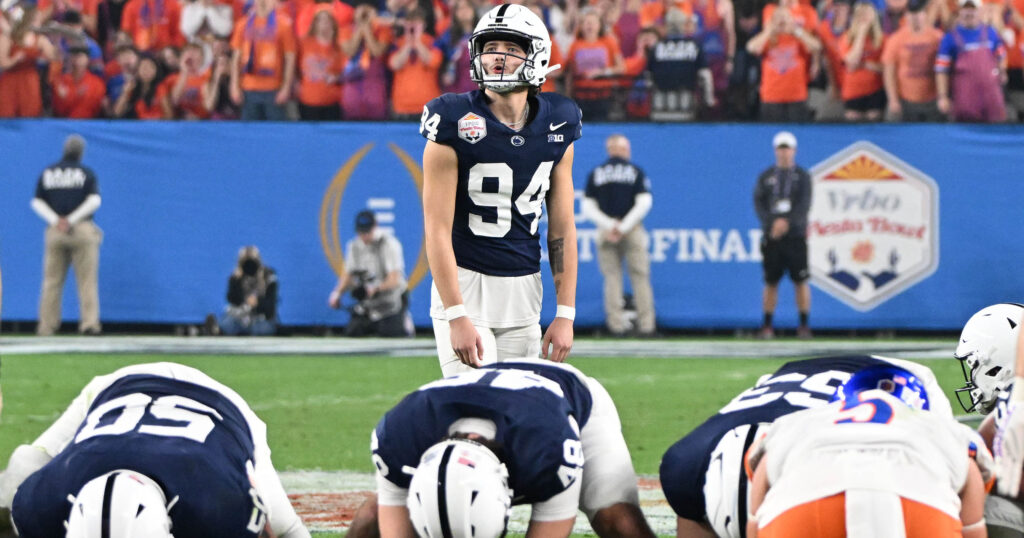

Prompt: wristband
xmin=555 ymin=305 xmax=576 ymax=321
xmin=445 ymin=304 xmax=467 ymax=321
xmin=1013 ymin=377 xmax=1024 ymax=403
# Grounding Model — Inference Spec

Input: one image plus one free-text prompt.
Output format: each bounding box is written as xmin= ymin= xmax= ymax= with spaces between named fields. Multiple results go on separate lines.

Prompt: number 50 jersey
xmin=658 ymin=355 xmax=952 ymax=538
xmin=11 ymin=366 xmax=278 ymax=538
xmin=419 ymin=90 xmax=582 ymax=277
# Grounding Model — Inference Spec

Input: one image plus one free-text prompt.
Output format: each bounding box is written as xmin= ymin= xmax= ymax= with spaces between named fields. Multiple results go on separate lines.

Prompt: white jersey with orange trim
xmin=753 ymin=389 xmax=979 ymax=528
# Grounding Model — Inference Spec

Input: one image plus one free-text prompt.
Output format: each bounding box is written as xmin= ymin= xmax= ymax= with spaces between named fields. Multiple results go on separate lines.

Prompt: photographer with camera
xmin=219 ymin=245 xmax=279 ymax=336
xmin=327 ymin=210 xmax=412 ymax=337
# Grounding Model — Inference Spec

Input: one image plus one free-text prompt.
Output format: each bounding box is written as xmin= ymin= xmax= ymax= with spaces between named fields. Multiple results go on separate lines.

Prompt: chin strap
xmin=542 ymin=63 xmax=562 ymax=79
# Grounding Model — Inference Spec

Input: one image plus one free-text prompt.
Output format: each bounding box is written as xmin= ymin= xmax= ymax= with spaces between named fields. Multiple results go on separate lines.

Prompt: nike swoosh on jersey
xmin=549 ymin=121 xmax=567 ymax=131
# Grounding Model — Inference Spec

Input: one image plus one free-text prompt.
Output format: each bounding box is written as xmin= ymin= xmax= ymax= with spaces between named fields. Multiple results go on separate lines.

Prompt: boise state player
xmin=420 ymin=4 xmax=580 ymax=377
xmin=953 ymin=304 xmax=1024 ymax=537
xmin=359 ymin=359 xmax=653 ymax=538
xmin=746 ymin=365 xmax=988 ymax=538
xmin=659 ymin=355 xmax=953 ymax=538
xmin=0 ymin=362 xmax=309 ymax=538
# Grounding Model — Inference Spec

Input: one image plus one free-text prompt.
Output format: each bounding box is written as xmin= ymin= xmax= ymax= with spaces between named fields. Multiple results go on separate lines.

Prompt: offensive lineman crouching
xmin=0 ymin=362 xmax=310 ymax=538
xmin=350 ymin=359 xmax=654 ymax=538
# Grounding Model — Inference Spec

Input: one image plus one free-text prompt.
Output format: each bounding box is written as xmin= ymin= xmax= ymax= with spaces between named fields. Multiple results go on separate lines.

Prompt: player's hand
xmin=56 ymin=217 xmax=71 ymax=233
xmin=328 ymin=289 xmax=342 ymax=309
xmin=542 ymin=317 xmax=573 ymax=363
xmin=449 ymin=317 xmax=484 ymax=368
xmin=995 ymin=401 xmax=1024 ymax=497
xmin=937 ymin=95 xmax=951 ymax=115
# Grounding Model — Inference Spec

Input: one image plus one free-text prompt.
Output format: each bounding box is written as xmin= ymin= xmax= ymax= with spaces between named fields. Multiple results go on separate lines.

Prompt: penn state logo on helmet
xmin=407 ymin=438 xmax=512 ymax=538
xmin=468 ymin=4 xmax=559 ymax=93
xmin=65 ymin=470 xmax=175 ymax=538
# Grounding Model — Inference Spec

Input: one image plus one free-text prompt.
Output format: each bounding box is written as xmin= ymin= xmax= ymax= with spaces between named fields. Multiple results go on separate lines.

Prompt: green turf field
xmin=0 ymin=347 xmax=971 ymax=536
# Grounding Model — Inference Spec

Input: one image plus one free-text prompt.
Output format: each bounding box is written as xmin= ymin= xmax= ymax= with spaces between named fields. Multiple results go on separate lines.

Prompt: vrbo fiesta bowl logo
xmin=808 ymin=141 xmax=939 ymax=312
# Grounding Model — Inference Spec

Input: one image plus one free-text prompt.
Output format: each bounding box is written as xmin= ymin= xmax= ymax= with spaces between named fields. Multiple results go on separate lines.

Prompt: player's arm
xmin=423 ymin=139 xmax=485 ymax=367
xmin=1015 ymin=308 xmax=1024 ymax=397
xmin=527 ymin=481 xmax=579 ymax=538
xmin=993 ymin=308 xmax=1024 ymax=496
xmin=677 ymin=517 xmax=716 ymax=538
xmin=423 ymin=140 xmax=461 ymax=309
xmin=959 ymin=459 xmax=986 ymax=538
xmin=525 ymin=518 xmax=576 ymax=538
xmin=0 ymin=371 xmax=118 ymax=508
xmin=376 ymin=468 xmax=415 ymax=538
xmin=542 ymin=142 xmax=578 ymax=363
xmin=252 ymin=459 xmax=310 ymax=538
xmin=745 ymin=458 xmax=769 ymax=538
xmin=380 ymin=505 xmax=416 ymax=538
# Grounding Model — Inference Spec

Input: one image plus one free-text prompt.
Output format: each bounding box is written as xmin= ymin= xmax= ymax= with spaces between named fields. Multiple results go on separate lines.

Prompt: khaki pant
xmin=38 ymin=220 xmax=102 ymax=335
xmin=596 ymin=226 xmax=655 ymax=334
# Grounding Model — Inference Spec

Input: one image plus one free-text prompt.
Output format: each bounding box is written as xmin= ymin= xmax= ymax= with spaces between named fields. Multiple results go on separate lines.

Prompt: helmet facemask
xmin=468 ymin=4 xmax=557 ymax=93
xmin=470 ymin=33 xmax=538 ymax=93
xmin=954 ymin=303 xmax=1023 ymax=414
xmin=955 ymin=349 xmax=1010 ymax=414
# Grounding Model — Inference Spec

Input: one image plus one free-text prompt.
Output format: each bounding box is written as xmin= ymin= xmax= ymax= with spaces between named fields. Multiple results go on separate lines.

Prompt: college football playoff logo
xmin=808 ymin=142 xmax=939 ymax=311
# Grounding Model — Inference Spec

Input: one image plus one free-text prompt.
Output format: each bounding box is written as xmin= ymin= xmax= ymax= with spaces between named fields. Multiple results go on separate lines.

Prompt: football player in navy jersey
xmin=953 ymin=303 xmax=1024 ymax=537
xmin=420 ymin=3 xmax=581 ymax=377
xmin=352 ymin=359 xmax=654 ymax=538
xmin=0 ymin=362 xmax=309 ymax=538
xmin=659 ymin=355 xmax=952 ymax=538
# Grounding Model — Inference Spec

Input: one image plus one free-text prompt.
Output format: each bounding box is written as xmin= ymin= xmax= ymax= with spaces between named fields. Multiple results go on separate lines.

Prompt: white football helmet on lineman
xmin=65 ymin=470 xmax=174 ymax=538
xmin=407 ymin=439 xmax=512 ymax=538
xmin=469 ymin=4 xmax=559 ymax=93
xmin=955 ymin=303 xmax=1024 ymax=413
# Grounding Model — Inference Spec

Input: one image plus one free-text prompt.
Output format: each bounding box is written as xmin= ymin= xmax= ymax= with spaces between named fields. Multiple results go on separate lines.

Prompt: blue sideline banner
xmin=1 ymin=121 xmax=1021 ymax=330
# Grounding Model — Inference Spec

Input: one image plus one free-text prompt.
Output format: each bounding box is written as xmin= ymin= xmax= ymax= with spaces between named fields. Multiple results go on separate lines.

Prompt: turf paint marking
xmin=281 ymin=471 xmax=676 ymax=535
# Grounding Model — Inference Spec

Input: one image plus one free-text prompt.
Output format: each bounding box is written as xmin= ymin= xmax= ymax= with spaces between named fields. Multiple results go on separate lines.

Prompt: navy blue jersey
xmin=373 ymin=362 xmax=592 ymax=505
xmin=419 ymin=90 xmax=582 ymax=277
xmin=659 ymin=355 xmax=888 ymax=535
xmin=13 ymin=375 xmax=266 ymax=538
xmin=584 ymin=157 xmax=650 ymax=219
xmin=35 ymin=159 xmax=99 ymax=217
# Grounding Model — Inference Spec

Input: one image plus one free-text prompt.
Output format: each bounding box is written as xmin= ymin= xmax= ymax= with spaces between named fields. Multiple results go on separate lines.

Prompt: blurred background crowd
xmin=1 ymin=0 xmax=1022 ymax=121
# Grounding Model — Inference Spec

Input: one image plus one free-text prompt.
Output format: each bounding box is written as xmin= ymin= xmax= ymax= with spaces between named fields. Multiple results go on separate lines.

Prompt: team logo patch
xmin=511 ymin=135 xmax=525 ymax=147
xmin=548 ymin=134 xmax=564 ymax=143
xmin=808 ymin=141 xmax=939 ymax=311
xmin=458 ymin=113 xmax=487 ymax=144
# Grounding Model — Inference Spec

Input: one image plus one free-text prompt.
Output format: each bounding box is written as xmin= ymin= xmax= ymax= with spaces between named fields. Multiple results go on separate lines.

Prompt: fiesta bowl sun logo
xmin=808 ymin=142 xmax=939 ymax=311
xmin=319 ymin=142 xmax=430 ymax=289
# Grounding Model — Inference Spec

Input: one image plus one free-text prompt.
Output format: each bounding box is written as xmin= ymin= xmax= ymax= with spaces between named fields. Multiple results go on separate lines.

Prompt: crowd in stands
xmin=1 ymin=0 xmax=1023 ymax=121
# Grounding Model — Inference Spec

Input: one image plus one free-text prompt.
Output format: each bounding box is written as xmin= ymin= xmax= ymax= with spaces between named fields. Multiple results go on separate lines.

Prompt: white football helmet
xmin=955 ymin=303 xmax=1024 ymax=413
xmin=469 ymin=4 xmax=558 ymax=93
xmin=407 ymin=439 xmax=512 ymax=538
xmin=65 ymin=470 xmax=174 ymax=538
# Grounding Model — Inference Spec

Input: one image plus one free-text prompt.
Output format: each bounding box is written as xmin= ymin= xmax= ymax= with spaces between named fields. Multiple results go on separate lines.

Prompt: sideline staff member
xmin=31 ymin=134 xmax=103 ymax=336
xmin=582 ymin=134 xmax=655 ymax=337
xmin=753 ymin=131 xmax=812 ymax=339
